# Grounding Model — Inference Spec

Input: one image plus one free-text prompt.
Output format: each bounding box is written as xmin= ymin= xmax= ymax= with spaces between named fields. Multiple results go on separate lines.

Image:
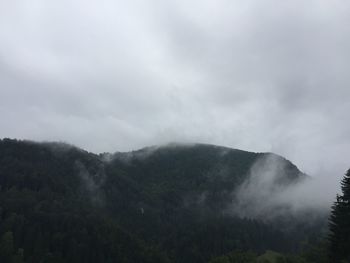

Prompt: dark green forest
xmin=0 ymin=139 xmax=347 ymax=262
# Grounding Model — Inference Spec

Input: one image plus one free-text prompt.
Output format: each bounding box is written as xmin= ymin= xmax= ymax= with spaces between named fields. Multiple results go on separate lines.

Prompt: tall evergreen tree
xmin=329 ymin=169 xmax=350 ymax=262
xmin=0 ymin=231 xmax=14 ymax=263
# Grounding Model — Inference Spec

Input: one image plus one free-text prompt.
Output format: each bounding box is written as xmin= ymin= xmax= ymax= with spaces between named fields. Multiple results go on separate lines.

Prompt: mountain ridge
xmin=0 ymin=138 xmax=321 ymax=263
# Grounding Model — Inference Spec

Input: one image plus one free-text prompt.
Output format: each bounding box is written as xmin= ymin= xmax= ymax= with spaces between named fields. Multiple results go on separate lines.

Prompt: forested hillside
xmin=0 ymin=139 xmax=328 ymax=262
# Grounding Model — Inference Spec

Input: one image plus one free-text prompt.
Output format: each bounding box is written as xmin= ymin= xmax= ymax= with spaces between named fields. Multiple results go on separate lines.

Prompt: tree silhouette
xmin=329 ymin=169 xmax=350 ymax=262
xmin=0 ymin=231 xmax=14 ymax=263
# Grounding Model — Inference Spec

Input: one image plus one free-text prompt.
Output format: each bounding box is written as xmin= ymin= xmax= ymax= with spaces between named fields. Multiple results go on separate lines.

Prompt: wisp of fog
xmin=232 ymin=154 xmax=338 ymax=222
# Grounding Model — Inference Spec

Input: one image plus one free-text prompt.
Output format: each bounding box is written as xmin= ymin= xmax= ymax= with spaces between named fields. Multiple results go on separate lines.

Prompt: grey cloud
xmin=0 ymin=0 xmax=349 ymax=193
xmin=232 ymin=154 xmax=335 ymax=222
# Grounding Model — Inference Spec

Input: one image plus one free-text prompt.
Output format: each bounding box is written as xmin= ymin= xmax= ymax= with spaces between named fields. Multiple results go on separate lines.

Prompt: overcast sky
xmin=1 ymin=0 xmax=349 ymax=181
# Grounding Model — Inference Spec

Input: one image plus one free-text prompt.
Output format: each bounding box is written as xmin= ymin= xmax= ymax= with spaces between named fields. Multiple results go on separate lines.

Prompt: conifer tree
xmin=329 ymin=169 xmax=350 ymax=262
xmin=0 ymin=231 xmax=14 ymax=263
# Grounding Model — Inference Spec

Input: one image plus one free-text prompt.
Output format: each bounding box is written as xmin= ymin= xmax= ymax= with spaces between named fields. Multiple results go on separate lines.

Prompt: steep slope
xmin=0 ymin=139 xmax=168 ymax=263
xmin=101 ymin=143 xmax=308 ymax=262
xmin=0 ymin=139 xmax=314 ymax=263
xmin=103 ymin=143 xmax=305 ymax=224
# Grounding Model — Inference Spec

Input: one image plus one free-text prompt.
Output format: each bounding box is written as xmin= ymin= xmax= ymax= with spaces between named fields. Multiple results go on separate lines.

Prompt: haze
xmin=0 ymin=0 xmax=349 ymax=188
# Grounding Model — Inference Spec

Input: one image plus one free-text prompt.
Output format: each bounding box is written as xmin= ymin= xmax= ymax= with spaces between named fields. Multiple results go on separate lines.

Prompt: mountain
xmin=0 ymin=139 xmax=323 ymax=263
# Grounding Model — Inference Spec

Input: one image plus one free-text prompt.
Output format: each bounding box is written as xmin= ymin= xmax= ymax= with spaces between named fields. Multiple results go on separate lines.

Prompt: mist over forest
xmin=0 ymin=139 xmax=346 ymax=262
xmin=1 ymin=0 xmax=350 ymax=262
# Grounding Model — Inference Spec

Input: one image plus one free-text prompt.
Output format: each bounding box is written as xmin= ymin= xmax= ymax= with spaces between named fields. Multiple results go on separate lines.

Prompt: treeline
xmin=328 ymin=169 xmax=350 ymax=262
xmin=208 ymin=169 xmax=350 ymax=263
xmin=0 ymin=139 xmax=347 ymax=262
xmin=0 ymin=139 xmax=168 ymax=263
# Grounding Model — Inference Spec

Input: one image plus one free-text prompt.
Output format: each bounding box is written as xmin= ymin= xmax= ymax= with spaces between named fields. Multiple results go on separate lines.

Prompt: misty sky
xmin=1 ymin=0 xmax=349 ymax=181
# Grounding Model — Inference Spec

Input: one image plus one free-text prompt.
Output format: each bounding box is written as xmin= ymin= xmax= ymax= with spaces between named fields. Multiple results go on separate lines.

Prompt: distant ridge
xmin=0 ymin=138 xmax=318 ymax=263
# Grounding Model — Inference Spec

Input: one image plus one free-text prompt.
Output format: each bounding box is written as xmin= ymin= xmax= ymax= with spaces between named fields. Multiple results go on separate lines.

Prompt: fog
xmin=1 ymin=0 xmax=349 ymax=195
xmin=108 ymin=143 xmax=341 ymax=217
xmin=75 ymin=160 xmax=106 ymax=206
xmin=232 ymin=154 xmax=338 ymax=221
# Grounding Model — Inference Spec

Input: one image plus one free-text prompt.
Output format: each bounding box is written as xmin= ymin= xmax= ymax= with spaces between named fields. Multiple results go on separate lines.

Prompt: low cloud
xmin=231 ymin=154 xmax=339 ymax=222
xmin=75 ymin=161 xmax=106 ymax=206
xmin=0 ymin=0 xmax=349 ymax=186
